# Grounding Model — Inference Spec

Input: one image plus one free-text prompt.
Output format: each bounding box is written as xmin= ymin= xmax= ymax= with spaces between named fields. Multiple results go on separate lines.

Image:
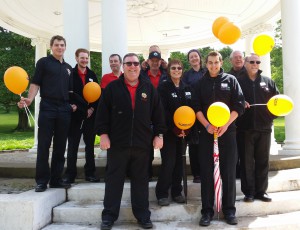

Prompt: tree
xmin=0 ymin=27 xmax=35 ymax=130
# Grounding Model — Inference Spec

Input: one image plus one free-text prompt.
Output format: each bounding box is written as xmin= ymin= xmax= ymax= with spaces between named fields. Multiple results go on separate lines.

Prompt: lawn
xmin=0 ymin=111 xmax=285 ymax=151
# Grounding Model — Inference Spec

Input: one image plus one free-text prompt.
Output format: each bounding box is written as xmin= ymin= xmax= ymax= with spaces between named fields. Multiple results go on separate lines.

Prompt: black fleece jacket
xmin=94 ymin=74 xmax=167 ymax=150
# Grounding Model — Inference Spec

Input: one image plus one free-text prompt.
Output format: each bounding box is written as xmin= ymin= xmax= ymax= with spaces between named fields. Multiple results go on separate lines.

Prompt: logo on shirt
xmin=221 ymin=83 xmax=230 ymax=91
xmin=141 ymin=93 xmax=148 ymax=102
xmin=66 ymin=68 xmax=71 ymax=76
xmin=172 ymin=93 xmax=178 ymax=98
xmin=185 ymin=91 xmax=191 ymax=99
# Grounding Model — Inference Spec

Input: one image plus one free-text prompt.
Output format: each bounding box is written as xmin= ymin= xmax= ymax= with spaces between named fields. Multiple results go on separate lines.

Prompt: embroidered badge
xmin=171 ymin=92 xmax=178 ymax=98
xmin=141 ymin=93 xmax=148 ymax=101
xmin=67 ymin=68 xmax=71 ymax=76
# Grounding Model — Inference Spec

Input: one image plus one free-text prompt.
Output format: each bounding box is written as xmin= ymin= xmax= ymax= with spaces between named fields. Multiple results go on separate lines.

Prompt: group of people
xmin=17 ymin=35 xmax=279 ymax=230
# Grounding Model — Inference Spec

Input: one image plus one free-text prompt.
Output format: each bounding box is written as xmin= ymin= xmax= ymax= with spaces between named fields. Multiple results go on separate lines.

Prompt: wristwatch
xmin=158 ymin=134 xmax=163 ymax=139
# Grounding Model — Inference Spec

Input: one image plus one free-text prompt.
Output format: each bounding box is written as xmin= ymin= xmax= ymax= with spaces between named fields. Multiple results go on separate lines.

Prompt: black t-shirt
xmin=31 ymin=55 xmax=73 ymax=101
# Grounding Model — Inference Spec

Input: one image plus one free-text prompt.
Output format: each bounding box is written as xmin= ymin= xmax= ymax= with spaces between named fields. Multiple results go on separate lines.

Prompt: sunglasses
xmin=247 ymin=61 xmax=261 ymax=64
xmin=170 ymin=66 xmax=183 ymax=70
xmin=124 ymin=62 xmax=140 ymax=66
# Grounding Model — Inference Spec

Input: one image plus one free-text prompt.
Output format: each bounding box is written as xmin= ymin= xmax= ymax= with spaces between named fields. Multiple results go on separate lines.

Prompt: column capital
xmin=242 ymin=23 xmax=274 ymax=38
xmin=31 ymin=37 xmax=49 ymax=48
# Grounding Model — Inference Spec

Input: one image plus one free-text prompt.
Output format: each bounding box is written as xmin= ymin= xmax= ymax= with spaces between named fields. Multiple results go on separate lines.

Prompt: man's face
xmin=76 ymin=52 xmax=89 ymax=69
xmin=109 ymin=56 xmax=121 ymax=72
xmin=188 ymin=51 xmax=201 ymax=67
xmin=123 ymin=56 xmax=140 ymax=84
xmin=147 ymin=58 xmax=161 ymax=71
xmin=230 ymin=51 xmax=244 ymax=71
xmin=51 ymin=39 xmax=66 ymax=58
xmin=245 ymin=55 xmax=261 ymax=76
xmin=206 ymin=55 xmax=222 ymax=77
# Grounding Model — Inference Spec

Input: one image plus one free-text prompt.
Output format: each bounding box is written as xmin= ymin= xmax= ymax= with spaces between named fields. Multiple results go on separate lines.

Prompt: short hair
xmin=205 ymin=51 xmax=223 ymax=63
xmin=123 ymin=53 xmax=139 ymax=63
xmin=149 ymin=45 xmax=161 ymax=54
xmin=50 ymin=35 xmax=66 ymax=47
xmin=75 ymin=48 xmax=89 ymax=57
xmin=167 ymin=59 xmax=183 ymax=77
xmin=109 ymin=54 xmax=122 ymax=63
xmin=230 ymin=50 xmax=244 ymax=59
xmin=244 ymin=53 xmax=260 ymax=62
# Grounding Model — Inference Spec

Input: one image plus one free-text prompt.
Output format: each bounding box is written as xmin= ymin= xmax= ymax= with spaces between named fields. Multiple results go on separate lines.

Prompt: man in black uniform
xmin=192 ymin=51 xmax=244 ymax=226
xmin=236 ymin=53 xmax=279 ymax=203
xmin=63 ymin=48 xmax=100 ymax=183
xmin=18 ymin=35 xmax=74 ymax=192
xmin=95 ymin=53 xmax=166 ymax=230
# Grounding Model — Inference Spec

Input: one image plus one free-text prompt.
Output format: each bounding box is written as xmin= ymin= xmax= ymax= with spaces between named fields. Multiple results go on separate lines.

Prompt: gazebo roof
xmin=0 ymin=0 xmax=280 ymax=52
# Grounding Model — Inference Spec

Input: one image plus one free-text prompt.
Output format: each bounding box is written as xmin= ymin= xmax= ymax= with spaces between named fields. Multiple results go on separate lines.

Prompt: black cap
xmin=148 ymin=51 xmax=161 ymax=60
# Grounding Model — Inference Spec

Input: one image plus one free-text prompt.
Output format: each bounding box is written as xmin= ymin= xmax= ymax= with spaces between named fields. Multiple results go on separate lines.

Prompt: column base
xmin=278 ymin=149 xmax=300 ymax=156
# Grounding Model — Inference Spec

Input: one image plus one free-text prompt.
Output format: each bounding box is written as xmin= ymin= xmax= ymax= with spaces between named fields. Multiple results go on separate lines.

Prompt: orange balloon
xmin=212 ymin=17 xmax=230 ymax=38
xmin=218 ymin=22 xmax=241 ymax=45
xmin=4 ymin=66 xmax=29 ymax=95
xmin=83 ymin=82 xmax=101 ymax=103
xmin=173 ymin=106 xmax=196 ymax=130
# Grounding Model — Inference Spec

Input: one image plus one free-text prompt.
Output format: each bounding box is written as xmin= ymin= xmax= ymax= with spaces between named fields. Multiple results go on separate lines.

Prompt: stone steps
xmin=53 ymin=190 xmax=300 ymax=225
xmin=45 ymin=211 xmax=300 ymax=229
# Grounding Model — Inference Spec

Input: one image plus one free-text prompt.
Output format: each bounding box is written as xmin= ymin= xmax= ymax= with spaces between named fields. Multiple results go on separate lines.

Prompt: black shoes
xmin=63 ymin=177 xmax=75 ymax=184
xmin=138 ymin=219 xmax=153 ymax=229
xmin=85 ymin=176 xmax=100 ymax=182
xmin=35 ymin=184 xmax=47 ymax=192
xmin=244 ymin=194 xmax=254 ymax=202
xmin=100 ymin=220 xmax=114 ymax=230
xmin=49 ymin=181 xmax=71 ymax=189
xmin=255 ymin=193 xmax=272 ymax=202
xmin=193 ymin=176 xmax=201 ymax=183
xmin=172 ymin=195 xmax=186 ymax=203
xmin=199 ymin=214 xmax=212 ymax=226
xmin=225 ymin=214 xmax=238 ymax=225
xmin=157 ymin=198 xmax=170 ymax=206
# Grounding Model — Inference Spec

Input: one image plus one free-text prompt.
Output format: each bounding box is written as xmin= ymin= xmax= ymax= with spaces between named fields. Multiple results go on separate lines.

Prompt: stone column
xmin=101 ymin=0 xmax=127 ymax=76
xmin=29 ymin=38 xmax=48 ymax=153
xmin=279 ymin=0 xmax=300 ymax=155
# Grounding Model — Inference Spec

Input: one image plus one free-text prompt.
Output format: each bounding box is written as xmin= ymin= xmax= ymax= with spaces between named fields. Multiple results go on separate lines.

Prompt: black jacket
xmin=94 ymin=74 xmax=167 ymax=150
xmin=70 ymin=64 xmax=99 ymax=121
xmin=192 ymin=68 xmax=245 ymax=131
xmin=157 ymin=77 xmax=193 ymax=133
xmin=227 ymin=66 xmax=247 ymax=80
xmin=140 ymin=68 xmax=168 ymax=86
xmin=236 ymin=70 xmax=279 ymax=132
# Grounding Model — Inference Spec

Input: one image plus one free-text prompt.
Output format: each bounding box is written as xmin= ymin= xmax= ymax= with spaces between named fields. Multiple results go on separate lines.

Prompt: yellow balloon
xmin=4 ymin=66 xmax=29 ymax=95
xmin=212 ymin=16 xmax=230 ymax=38
xmin=253 ymin=34 xmax=275 ymax=56
xmin=173 ymin=106 xmax=196 ymax=130
xmin=207 ymin=102 xmax=230 ymax=127
xmin=267 ymin=94 xmax=294 ymax=116
xmin=218 ymin=22 xmax=241 ymax=45
xmin=83 ymin=82 xmax=101 ymax=103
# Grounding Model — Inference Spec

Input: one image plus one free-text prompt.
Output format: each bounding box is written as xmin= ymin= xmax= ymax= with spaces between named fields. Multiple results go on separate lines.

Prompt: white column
xmin=29 ymin=38 xmax=48 ymax=153
xmin=279 ymin=0 xmax=300 ymax=155
xmin=244 ymin=34 xmax=253 ymax=55
xmin=63 ymin=0 xmax=89 ymax=66
xmin=102 ymin=0 xmax=127 ymax=76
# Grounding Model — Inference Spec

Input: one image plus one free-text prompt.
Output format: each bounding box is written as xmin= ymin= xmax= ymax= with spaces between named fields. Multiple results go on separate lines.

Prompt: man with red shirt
xmin=63 ymin=48 xmax=100 ymax=184
xmin=100 ymin=54 xmax=122 ymax=89
xmin=95 ymin=53 xmax=166 ymax=230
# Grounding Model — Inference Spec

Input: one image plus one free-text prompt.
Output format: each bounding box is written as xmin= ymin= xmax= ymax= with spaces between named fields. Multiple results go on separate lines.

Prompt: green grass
xmin=0 ymin=110 xmax=284 ymax=151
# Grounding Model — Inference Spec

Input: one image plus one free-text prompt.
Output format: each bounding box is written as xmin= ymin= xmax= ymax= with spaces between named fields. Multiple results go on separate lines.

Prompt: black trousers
xmin=35 ymin=100 xmax=71 ymax=185
xmin=199 ymin=130 xmax=237 ymax=217
xmin=189 ymin=143 xmax=201 ymax=178
xmin=64 ymin=116 xmax=96 ymax=179
xmin=102 ymin=146 xmax=151 ymax=222
xmin=239 ymin=130 xmax=271 ymax=196
xmin=155 ymin=131 xmax=185 ymax=199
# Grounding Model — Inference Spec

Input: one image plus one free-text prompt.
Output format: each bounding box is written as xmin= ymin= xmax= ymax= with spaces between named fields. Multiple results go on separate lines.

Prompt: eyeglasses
xmin=124 ymin=62 xmax=140 ymax=67
xmin=247 ymin=60 xmax=261 ymax=64
xmin=170 ymin=66 xmax=183 ymax=70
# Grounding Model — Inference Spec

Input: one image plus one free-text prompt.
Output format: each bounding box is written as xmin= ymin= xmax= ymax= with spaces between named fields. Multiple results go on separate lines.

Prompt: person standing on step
xmin=17 ymin=35 xmax=73 ymax=192
xmin=155 ymin=59 xmax=192 ymax=206
xmin=63 ymin=48 xmax=100 ymax=184
xmin=182 ymin=49 xmax=206 ymax=183
xmin=100 ymin=54 xmax=122 ymax=89
xmin=192 ymin=51 xmax=244 ymax=226
xmin=236 ymin=53 xmax=279 ymax=203
xmin=95 ymin=53 xmax=166 ymax=230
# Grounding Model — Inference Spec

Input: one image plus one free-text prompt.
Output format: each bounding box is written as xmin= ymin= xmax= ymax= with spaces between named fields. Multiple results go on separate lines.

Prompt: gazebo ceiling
xmin=0 ymin=0 xmax=280 ymax=52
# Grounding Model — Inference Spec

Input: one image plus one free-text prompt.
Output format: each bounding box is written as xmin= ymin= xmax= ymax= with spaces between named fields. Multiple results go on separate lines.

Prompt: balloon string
xmin=249 ymin=103 xmax=266 ymax=106
xmin=19 ymin=94 xmax=37 ymax=128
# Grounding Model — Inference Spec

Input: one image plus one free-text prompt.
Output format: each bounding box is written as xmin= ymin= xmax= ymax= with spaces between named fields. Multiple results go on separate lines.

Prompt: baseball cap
xmin=148 ymin=51 xmax=161 ymax=60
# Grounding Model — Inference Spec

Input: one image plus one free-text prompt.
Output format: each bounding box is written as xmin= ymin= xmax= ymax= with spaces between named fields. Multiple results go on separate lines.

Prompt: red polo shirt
xmin=147 ymin=70 xmax=161 ymax=88
xmin=78 ymin=68 xmax=86 ymax=85
xmin=125 ymin=79 xmax=139 ymax=109
xmin=100 ymin=72 xmax=122 ymax=88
